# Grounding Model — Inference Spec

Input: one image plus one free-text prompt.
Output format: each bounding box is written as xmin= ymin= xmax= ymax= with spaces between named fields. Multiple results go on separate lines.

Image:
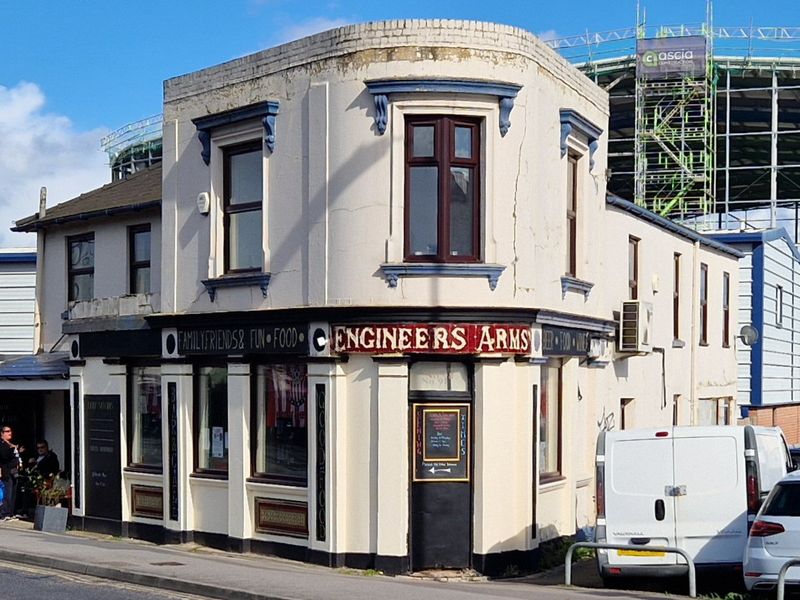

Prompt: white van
xmin=595 ymin=425 xmax=794 ymax=581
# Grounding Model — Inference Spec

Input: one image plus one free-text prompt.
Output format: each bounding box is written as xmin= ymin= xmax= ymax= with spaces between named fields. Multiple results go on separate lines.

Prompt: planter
xmin=33 ymin=505 xmax=68 ymax=533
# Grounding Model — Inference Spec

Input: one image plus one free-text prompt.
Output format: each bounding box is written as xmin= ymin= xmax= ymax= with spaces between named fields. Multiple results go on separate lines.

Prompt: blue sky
xmin=0 ymin=0 xmax=796 ymax=244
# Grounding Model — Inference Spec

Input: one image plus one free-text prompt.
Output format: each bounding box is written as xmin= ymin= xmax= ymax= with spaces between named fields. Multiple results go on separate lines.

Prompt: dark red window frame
xmin=404 ymin=116 xmax=481 ymax=262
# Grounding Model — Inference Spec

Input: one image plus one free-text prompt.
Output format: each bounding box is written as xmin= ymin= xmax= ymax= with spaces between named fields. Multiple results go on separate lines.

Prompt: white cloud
xmin=274 ymin=17 xmax=351 ymax=45
xmin=0 ymin=82 xmax=109 ymax=245
xmin=537 ymin=29 xmax=561 ymax=42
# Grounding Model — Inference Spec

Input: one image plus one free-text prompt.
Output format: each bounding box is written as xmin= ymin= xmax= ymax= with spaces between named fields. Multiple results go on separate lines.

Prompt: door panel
xmin=606 ymin=436 xmax=677 ymax=566
xmin=673 ymin=433 xmax=746 ymax=563
xmin=410 ymin=402 xmax=471 ymax=570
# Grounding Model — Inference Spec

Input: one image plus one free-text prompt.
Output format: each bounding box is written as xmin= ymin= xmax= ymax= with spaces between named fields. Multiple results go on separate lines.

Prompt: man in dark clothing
xmin=0 ymin=425 xmax=22 ymax=520
xmin=31 ymin=440 xmax=59 ymax=479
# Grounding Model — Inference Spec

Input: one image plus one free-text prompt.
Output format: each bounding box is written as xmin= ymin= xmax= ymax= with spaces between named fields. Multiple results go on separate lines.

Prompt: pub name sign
xmin=332 ymin=323 xmax=531 ymax=355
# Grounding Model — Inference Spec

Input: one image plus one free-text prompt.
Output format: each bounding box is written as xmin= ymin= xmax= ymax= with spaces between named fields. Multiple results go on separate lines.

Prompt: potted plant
xmin=20 ymin=467 xmax=69 ymax=532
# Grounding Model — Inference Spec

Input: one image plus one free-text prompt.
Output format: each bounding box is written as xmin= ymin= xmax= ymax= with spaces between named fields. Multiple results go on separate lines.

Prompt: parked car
xmin=789 ymin=445 xmax=800 ymax=470
xmin=595 ymin=425 xmax=794 ymax=583
xmin=744 ymin=470 xmax=800 ymax=594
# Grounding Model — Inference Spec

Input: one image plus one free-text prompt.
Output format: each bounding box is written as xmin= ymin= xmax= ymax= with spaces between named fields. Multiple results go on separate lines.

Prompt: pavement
xmin=0 ymin=519 xmax=678 ymax=600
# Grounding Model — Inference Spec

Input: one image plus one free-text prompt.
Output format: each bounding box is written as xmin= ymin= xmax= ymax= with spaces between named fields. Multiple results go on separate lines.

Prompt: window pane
xmin=413 ymin=126 xmax=434 ymax=157
xmin=197 ymin=367 xmax=228 ymax=471
xmin=255 ymin=364 xmax=307 ymax=483
xmin=409 ymin=167 xmax=438 ymax=255
xmin=454 ymin=126 xmax=472 ymax=159
xmin=697 ymin=398 xmax=718 ymax=425
xmin=229 ymin=150 xmax=262 ymax=205
xmin=229 ymin=209 xmax=263 ymax=270
xmin=539 ymin=364 xmax=560 ymax=475
xmin=71 ymin=273 xmax=94 ymax=302
xmin=70 ymin=240 xmax=94 ymax=269
xmin=133 ymin=230 xmax=151 ymax=262
xmin=409 ymin=362 xmax=469 ymax=391
xmin=131 ymin=367 xmax=162 ymax=467
xmin=449 ymin=167 xmax=473 ymax=256
xmin=133 ymin=267 xmax=150 ymax=294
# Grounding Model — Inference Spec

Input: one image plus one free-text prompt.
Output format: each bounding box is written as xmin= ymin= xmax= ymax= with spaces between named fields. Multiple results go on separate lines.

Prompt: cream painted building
xmin=17 ymin=20 xmax=740 ymax=574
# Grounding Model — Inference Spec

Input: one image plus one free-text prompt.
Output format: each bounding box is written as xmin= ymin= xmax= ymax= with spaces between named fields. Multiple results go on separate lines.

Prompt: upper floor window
xmin=405 ymin=116 xmax=481 ymax=262
xmin=566 ymin=155 xmax=578 ymax=277
xmin=128 ymin=366 xmax=162 ymax=470
xmin=628 ymin=236 xmax=639 ymax=300
xmin=722 ymin=272 xmax=731 ymax=347
xmin=68 ymin=234 xmax=94 ymax=302
xmin=224 ymin=142 xmax=263 ymax=273
xmin=673 ymin=253 xmax=681 ymax=340
xmin=252 ymin=364 xmax=308 ymax=485
xmin=700 ymin=263 xmax=709 ymax=345
xmin=129 ymin=225 xmax=151 ymax=294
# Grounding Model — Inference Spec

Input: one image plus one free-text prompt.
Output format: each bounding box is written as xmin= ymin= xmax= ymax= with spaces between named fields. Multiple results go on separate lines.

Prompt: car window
xmin=762 ymin=483 xmax=800 ymax=517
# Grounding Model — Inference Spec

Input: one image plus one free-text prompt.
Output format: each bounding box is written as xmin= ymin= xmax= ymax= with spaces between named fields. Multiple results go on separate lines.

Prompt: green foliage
xmin=17 ymin=467 xmax=69 ymax=506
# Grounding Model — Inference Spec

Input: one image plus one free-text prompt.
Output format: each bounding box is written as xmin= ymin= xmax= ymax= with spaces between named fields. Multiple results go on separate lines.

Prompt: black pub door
xmin=84 ymin=394 xmax=122 ymax=520
xmin=409 ymin=362 xmax=472 ymax=571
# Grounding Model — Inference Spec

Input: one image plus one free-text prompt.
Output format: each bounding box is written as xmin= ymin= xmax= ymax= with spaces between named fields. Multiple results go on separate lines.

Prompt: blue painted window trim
xmin=559 ymin=109 xmax=602 ymax=171
xmin=192 ymin=101 xmax=280 ymax=164
xmin=201 ymin=273 xmax=271 ymax=302
xmin=560 ymin=275 xmax=594 ymax=297
xmin=379 ymin=263 xmax=505 ymax=291
xmin=750 ymin=243 xmax=764 ymax=407
xmin=364 ymin=79 xmax=522 ymax=137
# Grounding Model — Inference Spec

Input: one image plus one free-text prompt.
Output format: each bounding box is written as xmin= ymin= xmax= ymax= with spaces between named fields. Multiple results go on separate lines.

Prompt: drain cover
xmin=150 ymin=561 xmax=185 ymax=566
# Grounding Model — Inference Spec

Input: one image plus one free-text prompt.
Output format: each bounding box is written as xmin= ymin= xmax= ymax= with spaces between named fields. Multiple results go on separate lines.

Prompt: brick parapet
xmin=164 ymin=19 xmax=606 ymax=111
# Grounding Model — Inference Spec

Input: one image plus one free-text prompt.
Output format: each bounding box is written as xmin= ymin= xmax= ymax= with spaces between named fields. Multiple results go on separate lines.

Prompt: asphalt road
xmin=0 ymin=561 xmax=211 ymax=600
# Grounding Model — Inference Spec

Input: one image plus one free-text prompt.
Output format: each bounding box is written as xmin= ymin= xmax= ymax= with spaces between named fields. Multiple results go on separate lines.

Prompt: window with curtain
xmin=539 ymin=361 xmax=562 ymax=482
xmin=129 ymin=366 xmax=162 ymax=469
xmin=253 ymin=364 xmax=307 ymax=485
xmin=196 ymin=366 xmax=228 ymax=473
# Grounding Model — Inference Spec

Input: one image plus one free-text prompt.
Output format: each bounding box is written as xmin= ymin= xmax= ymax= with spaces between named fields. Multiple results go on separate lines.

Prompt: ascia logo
xmin=643 ymin=48 xmax=694 ymax=67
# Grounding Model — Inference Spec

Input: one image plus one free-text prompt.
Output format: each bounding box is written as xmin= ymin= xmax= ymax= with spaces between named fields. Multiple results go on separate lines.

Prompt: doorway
xmin=409 ymin=362 xmax=472 ymax=570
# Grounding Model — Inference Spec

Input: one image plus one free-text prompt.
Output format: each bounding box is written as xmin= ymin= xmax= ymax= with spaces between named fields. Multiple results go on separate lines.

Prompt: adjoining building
xmin=15 ymin=20 xmax=740 ymax=574
xmin=549 ymin=24 xmax=800 ymax=429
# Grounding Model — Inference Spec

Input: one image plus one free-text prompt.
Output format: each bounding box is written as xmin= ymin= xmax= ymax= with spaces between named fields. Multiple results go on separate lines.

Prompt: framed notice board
xmin=412 ymin=403 xmax=469 ymax=482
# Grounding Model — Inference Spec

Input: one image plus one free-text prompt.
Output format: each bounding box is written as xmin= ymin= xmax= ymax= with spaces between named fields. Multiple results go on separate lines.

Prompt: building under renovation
xmin=549 ymin=23 xmax=800 ymax=431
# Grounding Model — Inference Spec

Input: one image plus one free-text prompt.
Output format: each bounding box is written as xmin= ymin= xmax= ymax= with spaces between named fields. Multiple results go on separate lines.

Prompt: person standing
xmin=0 ymin=425 xmax=22 ymax=520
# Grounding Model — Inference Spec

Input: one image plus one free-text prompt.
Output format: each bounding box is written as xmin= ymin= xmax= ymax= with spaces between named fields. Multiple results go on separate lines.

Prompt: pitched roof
xmin=13 ymin=163 xmax=161 ymax=232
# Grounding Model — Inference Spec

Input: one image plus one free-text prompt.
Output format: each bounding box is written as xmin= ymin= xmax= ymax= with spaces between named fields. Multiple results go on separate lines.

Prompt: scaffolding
xmin=100 ymin=115 xmax=163 ymax=181
xmin=633 ymin=31 xmax=716 ymax=219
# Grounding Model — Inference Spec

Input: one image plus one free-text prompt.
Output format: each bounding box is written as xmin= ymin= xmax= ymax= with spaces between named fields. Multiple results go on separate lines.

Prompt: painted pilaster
xmin=374 ymin=358 xmax=409 ymax=565
xmin=161 ymin=362 xmax=194 ymax=533
xmin=227 ymin=361 xmax=251 ymax=540
xmin=307 ymin=82 xmax=329 ymax=306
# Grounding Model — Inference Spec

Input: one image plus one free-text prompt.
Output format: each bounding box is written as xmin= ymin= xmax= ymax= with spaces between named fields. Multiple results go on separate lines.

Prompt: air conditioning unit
xmin=618 ymin=300 xmax=653 ymax=353
xmin=308 ymin=322 xmax=331 ymax=358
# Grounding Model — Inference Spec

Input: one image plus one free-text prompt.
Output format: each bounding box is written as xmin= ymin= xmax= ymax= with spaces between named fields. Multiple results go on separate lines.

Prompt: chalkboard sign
xmin=413 ymin=404 xmax=469 ymax=482
xmin=84 ymin=394 xmax=121 ymax=520
xmin=168 ymin=382 xmax=179 ymax=522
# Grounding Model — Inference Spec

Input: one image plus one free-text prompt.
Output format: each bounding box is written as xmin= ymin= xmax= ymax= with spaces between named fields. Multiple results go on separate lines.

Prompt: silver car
xmin=744 ymin=470 xmax=800 ymax=593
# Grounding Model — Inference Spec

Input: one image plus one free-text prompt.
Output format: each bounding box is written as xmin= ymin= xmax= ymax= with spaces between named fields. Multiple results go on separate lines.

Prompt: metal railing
xmin=776 ymin=558 xmax=800 ymax=600
xmin=564 ymin=541 xmax=697 ymax=598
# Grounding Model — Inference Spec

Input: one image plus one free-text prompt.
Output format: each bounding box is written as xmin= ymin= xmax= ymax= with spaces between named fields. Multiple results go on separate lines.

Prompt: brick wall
xmin=749 ymin=405 xmax=800 ymax=445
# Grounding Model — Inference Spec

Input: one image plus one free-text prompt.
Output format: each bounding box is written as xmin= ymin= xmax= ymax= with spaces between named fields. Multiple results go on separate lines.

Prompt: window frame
xmin=628 ymin=236 xmax=639 ymax=300
xmin=566 ymin=154 xmax=578 ymax=277
xmin=538 ymin=360 xmax=563 ymax=484
xmin=777 ymin=284 xmax=785 ymax=327
xmin=222 ymin=140 xmax=264 ymax=274
xmin=722 ymin=271 xmax=731 ymax=347
xmin=404 ymin=115 xmax=482 ymax=263
xmin=700 ymin=263 xmax=709 ymax=345
xmin=249 ymin=362 xmax=309 ymax=487
xmin=193 ymin=364 xmax=229 ymax=478
xmin=673 ymin=253 xmax=681 ymax=340
xmin=126 ymin=365 xmax=162 ymax=473
xmin=67 ymin=233 xmax=95 ymax=302
xmin=129 ymin=224 xmax=151 ymax=294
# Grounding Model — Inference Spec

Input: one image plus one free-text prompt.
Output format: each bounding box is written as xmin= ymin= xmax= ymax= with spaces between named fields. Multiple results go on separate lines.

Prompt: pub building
xmin=15 ymin=21 xmax=739 ymax=575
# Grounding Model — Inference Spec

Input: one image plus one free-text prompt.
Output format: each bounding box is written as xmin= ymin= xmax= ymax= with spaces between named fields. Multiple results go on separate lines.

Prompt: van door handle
xmin=655 ymin=499 xmax=665 ymax=521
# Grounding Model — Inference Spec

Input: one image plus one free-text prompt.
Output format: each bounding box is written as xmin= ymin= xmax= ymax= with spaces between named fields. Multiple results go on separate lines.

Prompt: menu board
xmin=413 ymin=404 xmax=469 ymax=482
xmin=84 ymin=394 xmax=121 ymax=520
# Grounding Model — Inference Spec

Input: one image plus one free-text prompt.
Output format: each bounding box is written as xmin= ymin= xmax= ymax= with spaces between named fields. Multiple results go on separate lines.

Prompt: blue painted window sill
xmin=380 ymin=263 xmax=505 ymax=290
xmin=560 ymin=275 xmax=594 ymax=297
xmin=201 ymin=273 xmax=271 ymax=302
